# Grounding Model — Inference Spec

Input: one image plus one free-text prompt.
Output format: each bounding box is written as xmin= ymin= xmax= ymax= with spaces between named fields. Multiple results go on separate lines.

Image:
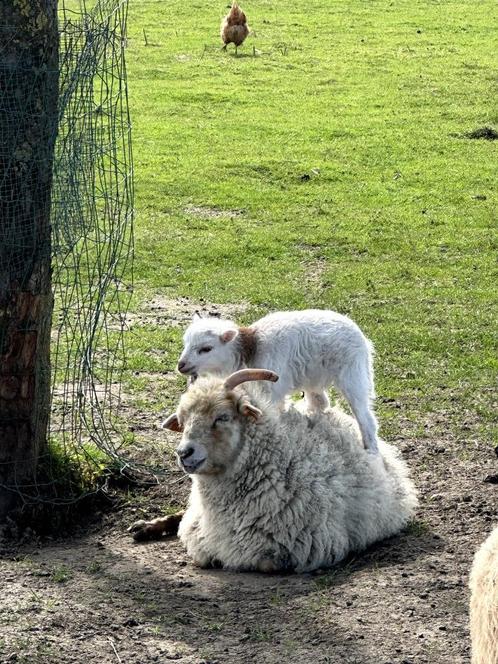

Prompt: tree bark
xmin=0 ymin=1 xmax=59 ymax=517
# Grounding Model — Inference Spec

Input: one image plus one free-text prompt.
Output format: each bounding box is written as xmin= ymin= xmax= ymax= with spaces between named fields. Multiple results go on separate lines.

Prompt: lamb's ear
xmin=220 ymin=328 xmax=238 ymax=344
xmin=239 ymin=402 xmax=263 ymax=421
xmin=192 ymin=311 xmax=203 ymax=321
xmin=161 ymin=413 xmax=183 ymax=432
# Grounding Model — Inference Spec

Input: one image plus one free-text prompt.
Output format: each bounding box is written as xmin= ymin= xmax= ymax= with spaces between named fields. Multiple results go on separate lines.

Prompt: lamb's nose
xmin=177 ymin=360 xmax=187 ymax=373
xmin=178 ymin=446 xmax=194 ymax=460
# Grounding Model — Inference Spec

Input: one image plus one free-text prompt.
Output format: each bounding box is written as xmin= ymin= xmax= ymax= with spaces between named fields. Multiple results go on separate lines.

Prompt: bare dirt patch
xmin=299 ymin=243 xmax=328 ymax=292
xmin=126 ymin=296 xmax=249 ymax=329
xmin=303 ymin=255 xmax=328 ymax=292
xmin=184 ymin=205 xmax=246 ymax=219
xmin=1 ymin=429 xmax=496 ymax=663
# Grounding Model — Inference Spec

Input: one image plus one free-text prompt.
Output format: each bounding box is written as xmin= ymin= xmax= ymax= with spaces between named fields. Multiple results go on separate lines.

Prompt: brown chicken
xmin=220 ymin=2 xmax=249 ymax=55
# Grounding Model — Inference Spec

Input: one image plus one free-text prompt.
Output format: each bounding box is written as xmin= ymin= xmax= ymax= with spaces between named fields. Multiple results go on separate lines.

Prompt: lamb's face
xmin=162 ymin=376 xmax=265 ymax=475
xmin=177 ymin=317 xmax=239 ymax=378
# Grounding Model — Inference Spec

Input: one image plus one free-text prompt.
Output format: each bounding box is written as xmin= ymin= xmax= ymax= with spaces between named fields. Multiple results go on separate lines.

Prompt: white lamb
xmin=129 ymin=369 xmax=417 ymax=573
xmin=469 ymin=524 xmax=498 ymax=664
xmin=177 ymin=309 xmax=380 ymax=453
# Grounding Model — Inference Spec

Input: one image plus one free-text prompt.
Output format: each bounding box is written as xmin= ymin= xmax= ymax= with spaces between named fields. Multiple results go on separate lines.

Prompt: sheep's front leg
xmin=128 ymin=511 xmax=184 ymax=542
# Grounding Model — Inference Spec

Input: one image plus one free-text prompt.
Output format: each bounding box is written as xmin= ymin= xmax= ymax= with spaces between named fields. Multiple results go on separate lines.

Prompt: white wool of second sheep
xmin=469 ymin=524 xmax=498 ymax=664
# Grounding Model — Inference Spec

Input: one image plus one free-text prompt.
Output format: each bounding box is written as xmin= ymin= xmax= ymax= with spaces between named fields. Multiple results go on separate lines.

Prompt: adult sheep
xmin=130 ymin=369 xmax=417 ymax=573
xmin=469 ymin=524 xmax=498 ymax=664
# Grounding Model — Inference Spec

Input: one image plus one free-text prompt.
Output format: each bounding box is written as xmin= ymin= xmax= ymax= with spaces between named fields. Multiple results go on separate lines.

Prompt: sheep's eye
xmin=198 ymin=346 xmax=213 ymax=355
xmin=213 ymin=414 xmax=230 ymax=426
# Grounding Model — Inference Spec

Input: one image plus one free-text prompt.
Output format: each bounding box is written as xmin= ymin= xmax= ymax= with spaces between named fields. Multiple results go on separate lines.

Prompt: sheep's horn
xmin=224 ymin=369 xmax=278 ymax=391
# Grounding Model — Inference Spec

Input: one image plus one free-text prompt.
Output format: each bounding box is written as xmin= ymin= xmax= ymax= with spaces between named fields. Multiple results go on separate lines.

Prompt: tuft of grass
xmin=245 ymin=625 xmax=273 ymax=642
xmin=405 ymin=519 xmax=431 ymax=537
xmin=50 ymin=565 xmax=73 ymax=584
xmin=40 ymin=436 xmax=111 ymax=496
xmin=203 ymin=620 xmax=225 ymax=633
xmin=312 ymin=571 xmax=340 ymax=590
xmin=269 ymin=586 xmax=285 ymax=606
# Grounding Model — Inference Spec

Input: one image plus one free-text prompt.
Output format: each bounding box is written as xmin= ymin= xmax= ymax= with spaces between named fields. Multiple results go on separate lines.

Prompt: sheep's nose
xmin=178 ymin=446 xmax=194 ymax=461
xmin=177 ymin=360 xmax=187 ymax=373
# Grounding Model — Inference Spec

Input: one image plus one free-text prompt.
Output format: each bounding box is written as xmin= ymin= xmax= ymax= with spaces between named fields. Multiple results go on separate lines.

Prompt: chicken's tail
xmin=228 ymin=1 xmax=245 ymax=22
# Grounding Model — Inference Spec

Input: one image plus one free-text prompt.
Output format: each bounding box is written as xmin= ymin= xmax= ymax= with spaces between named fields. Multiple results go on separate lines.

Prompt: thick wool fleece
xmin=178 ymin=401 xmax=417 ymax=573
xmin=469 ymin=525 xmax=498 ymax=664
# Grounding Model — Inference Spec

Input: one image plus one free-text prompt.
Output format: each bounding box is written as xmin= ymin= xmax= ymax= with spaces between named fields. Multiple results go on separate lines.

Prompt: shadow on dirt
xmin=69 ymin=526 xmax=440 ymax=662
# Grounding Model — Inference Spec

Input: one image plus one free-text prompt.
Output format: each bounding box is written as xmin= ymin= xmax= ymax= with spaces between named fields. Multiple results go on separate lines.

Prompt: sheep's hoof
xmin=127 ymin=519 xmax=159 ymax=541
xmin=127 ymin=513 xmax=183 ymax=542
xmin=192 ymin=555 xmax=213 ymax=569
xmin=256 ymin=558 xmax=278 ymax=574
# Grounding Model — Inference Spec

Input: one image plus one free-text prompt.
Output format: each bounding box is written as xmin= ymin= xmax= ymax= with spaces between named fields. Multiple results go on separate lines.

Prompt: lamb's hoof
xmin=363 ymin=436 xmax=380 ymax=455
xmin=366 ymin=447 xmax=385 ymax=469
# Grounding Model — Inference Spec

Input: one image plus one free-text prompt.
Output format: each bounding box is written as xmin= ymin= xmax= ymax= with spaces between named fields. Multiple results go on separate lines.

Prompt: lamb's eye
xmin=198 ymin=346 xmax=213 ymax=355
xmin=213 ymin=414 xmax=230 ymax=427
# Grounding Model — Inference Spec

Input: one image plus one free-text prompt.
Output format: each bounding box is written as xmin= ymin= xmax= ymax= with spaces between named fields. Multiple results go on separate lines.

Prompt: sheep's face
xmin=177 ymin=316 xmax=239 ymax=379
xmin=162 ymin=378 xmax=262 ymax=476
xmin=174 ymin=401 xmax=241 ymax=475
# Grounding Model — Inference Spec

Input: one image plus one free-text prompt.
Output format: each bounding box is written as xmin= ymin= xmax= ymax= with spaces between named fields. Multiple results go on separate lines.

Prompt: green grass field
xmin=124 ymin=0 xmax=497 ymax=445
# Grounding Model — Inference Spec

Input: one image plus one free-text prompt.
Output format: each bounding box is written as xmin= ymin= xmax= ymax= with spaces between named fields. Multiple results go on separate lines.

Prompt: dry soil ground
xmin=1 ymin=423 xmax=497 ymax=664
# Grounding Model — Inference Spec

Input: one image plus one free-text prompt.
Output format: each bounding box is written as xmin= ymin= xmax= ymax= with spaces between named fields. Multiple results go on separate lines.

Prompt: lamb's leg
xmin=260 ymin=379 xmax=288 ymax=411
xmin=349 ymin=398 xmax=379 ymax=454
xmin=128 ymin=511 xmax=184 ymax=542
xmin=333 ymin=364 xmax=379 ymax=453
xmin=304 ymin=390 xmax=330 ymax=413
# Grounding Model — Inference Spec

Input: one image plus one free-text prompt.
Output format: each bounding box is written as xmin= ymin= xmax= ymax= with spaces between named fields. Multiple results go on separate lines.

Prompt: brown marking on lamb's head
xmin=238 ymin=326 xmax=257 ymax=365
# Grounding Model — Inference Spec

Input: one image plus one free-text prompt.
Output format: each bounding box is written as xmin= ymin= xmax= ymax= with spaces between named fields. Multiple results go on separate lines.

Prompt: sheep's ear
xmin=240 ymin=402 xmax=262 ymax=421
xmin=161 ymin=413 xmax=183 ymax=432
xmin=192 ymin=311 xmax=203 ymax=321
xmin=220 ymin=328 xmax=238 ymax=344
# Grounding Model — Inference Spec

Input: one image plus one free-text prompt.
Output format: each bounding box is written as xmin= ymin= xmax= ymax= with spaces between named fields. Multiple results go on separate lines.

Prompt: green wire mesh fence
xmin=0 ymin=0 xmax=134 ymax=506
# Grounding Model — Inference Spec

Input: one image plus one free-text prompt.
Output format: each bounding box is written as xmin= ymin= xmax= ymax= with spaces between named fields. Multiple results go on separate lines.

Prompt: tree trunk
xmin=0 ymin=1 xmax=59 ymax=517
